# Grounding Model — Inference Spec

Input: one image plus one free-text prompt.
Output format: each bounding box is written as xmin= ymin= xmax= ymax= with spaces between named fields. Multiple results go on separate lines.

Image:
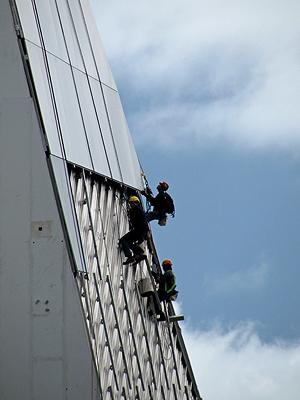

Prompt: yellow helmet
xmin=129 ymin=196 xmax=140 ymax=203
xmin=162 ymin=259 xmax=172 ymax=267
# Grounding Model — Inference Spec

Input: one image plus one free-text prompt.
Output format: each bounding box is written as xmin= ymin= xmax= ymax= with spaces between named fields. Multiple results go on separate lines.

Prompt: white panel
xmin=34 ymin=0 xmax=69 ymax=62
xmin=73 ymin=68 xmax=111 ymax=176
xmin=55 ymin=0 xmax=85 ymax=71
xmin=103 ymin=85 xmax=144 ymax=189
xmin=89 ymin=77 xmax=122 ymax=182
xmin=15 ymin=0 xmax=40 ymax=45
xmin=50 ymin=155 xmax=86 ymax=273
xmin=47 ymin=53 xmax=92 ymax=168
xmin=67 ymin=0 xmax=98 ymax=78
xmin=26 ymin=41 xmax=63 ymax=157
xmin=80 ymin=0 xmax=117 ymax=89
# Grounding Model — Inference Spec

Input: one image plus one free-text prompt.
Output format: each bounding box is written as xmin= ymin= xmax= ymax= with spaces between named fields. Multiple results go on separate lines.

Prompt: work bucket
xmin=138 ymin=278 xmax=154 ymax=297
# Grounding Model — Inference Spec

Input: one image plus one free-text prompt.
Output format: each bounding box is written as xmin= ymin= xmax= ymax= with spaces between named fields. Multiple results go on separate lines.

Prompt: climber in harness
xmin=119 ymin=196 xmax=149 ymax=265
xmin=150 ymin=259 xmax=178 ymax=321
xmin=141 ymin=181 xmax=175 ymax=226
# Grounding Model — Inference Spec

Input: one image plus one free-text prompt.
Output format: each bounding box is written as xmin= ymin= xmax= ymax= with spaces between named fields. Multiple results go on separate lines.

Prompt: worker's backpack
xmin=163 ymin=193 xmax=175 ymax=217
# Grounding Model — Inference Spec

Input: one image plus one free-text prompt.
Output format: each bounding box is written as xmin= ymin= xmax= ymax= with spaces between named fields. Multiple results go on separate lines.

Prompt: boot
xmin=123 ymin=256 xmax=135 ymax=265
xmin=157 ymin=312 xmax=166 ymax=322
xmin=133 ymin=253 xmax=147 ymax=265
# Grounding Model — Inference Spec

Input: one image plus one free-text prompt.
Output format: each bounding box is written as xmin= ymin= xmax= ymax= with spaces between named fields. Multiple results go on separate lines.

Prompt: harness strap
xmin=165 ymin=271 xmax=176 ymax=293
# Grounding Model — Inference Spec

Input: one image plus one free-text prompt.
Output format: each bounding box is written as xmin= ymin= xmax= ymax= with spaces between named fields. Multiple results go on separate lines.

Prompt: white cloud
xmin=91 ymin=0 xmax=300 ymax=153
xmin=181 ymin=321 xmax=300 ymax=400
xmin=173 ymin=303 xmax=300 ymax=399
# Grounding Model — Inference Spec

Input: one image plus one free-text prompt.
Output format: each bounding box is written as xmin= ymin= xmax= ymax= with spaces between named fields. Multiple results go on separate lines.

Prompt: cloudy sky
xmin=90 ymin=1 xmax=300 ymax=398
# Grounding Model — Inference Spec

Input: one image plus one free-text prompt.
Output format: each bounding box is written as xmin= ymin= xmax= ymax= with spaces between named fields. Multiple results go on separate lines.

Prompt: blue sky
xmin=90 ymin=1 xmax=300 ymax=398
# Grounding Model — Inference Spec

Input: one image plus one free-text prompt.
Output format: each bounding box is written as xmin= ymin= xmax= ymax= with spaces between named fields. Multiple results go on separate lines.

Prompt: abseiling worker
xmin=151 ymin=259 xmax=178 ymax=321
xmin=119 ymin=196 xmax=149 ymax=265
xmin=141 ymin=181 xmax=169 ymax=222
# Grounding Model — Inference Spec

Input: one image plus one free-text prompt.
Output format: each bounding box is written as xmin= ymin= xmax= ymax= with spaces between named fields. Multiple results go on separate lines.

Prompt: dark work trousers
xmin=150 ymin=289 xmax=169 ymax=315
xmin=146 ymin=210 xmax=165 ymax=222
xmin=119 ymin=230 xmax=147 ymax=257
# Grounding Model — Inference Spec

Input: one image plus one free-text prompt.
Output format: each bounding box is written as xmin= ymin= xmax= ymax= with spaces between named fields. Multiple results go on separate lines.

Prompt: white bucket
xmin=138 ymin=278 xmax=154 ymax=297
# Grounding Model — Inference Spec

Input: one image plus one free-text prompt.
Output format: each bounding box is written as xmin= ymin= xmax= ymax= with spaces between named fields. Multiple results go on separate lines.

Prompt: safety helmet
xmin=162 ymin=259 xmax=172 ymax=267
xmin=159 ymin=181 xmax=169 ymax=191
xmin=129 ymin=196 xmax=140 ymax=203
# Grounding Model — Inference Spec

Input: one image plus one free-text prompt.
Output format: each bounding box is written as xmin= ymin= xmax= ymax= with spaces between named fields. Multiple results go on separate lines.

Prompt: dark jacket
xmin=129 ymin=204 xmax=148 ymax=234
xmin=144 ymin=192 xmax=166 ymax=213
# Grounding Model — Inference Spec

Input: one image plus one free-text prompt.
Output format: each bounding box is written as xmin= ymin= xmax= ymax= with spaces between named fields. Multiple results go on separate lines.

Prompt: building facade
xmin=0 ymin=1 xmax=201 ymax=399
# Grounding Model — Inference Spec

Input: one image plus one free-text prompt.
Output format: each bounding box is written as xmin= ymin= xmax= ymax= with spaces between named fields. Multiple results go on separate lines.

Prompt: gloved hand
xmin=146 ymin=186 xmax=153 ymax=195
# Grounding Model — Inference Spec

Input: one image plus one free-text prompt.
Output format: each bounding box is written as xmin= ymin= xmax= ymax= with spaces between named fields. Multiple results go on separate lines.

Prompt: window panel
xmin=102 ymin=86 xmax=144 ymax=189
xmin=47 ymin=53 xmax=92 ymax=169
xmin=89 ymin=77 xmax=122 ymax=182
xmin=33 ymin=0 xmax=69 ymax=62
xmin=78 ymin=0 xmax=117 ymax=89
xmin=15 ymin=0 xmax=40 ymax=45
xmin=55 ymin=0 xmax=85 ymax=72
xmin=72 ymin=69 xmax=111 ymax=177
xmin=66 ymin=0 xmax=98 ymax=79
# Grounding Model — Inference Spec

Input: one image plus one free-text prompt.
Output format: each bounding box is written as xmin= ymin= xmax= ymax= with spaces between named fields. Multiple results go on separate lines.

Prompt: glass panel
xmin=78 ymin=0 xmax=117 ymax=89
xmin=72 ymin=68 xmax=111 ymax=177
xmin=26 ymin=41 xmax=63 ymax=158
xmin=34 ymin=0 xmax=68 ymax=62
xmin=55 ymin=0 xmax=85 ymax=72
xmin=15 ymin=0 xmax=40 ymax=45
xmin=47 ymin=53 xmax=93 ymax=169
xmin=66 ymin=0 xmax=98 ymax=79
xmin=102 ymin=86 xmax=144 ymax=190
xmin=89 ymin=77 xmax=122 ymax=182
xmin=50 ymin=155 xmax=86 ymax=273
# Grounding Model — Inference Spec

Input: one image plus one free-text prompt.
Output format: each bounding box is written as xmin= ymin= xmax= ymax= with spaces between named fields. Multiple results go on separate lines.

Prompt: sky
xmin=90 ymin=1 xmax=300 ymax=399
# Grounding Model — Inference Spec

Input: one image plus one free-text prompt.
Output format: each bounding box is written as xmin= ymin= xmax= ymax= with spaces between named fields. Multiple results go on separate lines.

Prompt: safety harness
xmin=165 ymin=271 xmax=176 ymax=293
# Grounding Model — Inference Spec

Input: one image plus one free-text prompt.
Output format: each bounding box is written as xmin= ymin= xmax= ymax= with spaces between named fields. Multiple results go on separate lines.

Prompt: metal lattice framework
xmin=68 ymin=165 xmax=200 ymax=399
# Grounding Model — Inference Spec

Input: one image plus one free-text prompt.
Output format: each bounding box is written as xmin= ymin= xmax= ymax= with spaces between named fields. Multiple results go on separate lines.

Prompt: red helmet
xmin=159 ymin=181 xmax=169 ymax=191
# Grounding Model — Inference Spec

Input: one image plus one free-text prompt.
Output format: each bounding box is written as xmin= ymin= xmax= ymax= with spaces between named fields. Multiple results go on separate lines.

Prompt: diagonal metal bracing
xmin=120 ymin=280 xmax=145 ymax=391
xmin=162 ymin=307 xmax=181 ymax=390
xmin=172 ymin=383 xmax=179 ymax=400
xmin=152 ymin=313 xmax=170 ymax=391
xmin=106 ymin=274 xmax=132 ymax=390
xmin=79 ymin=273 xmax=95 ymax=339
xmin=93 ymin=273 xmax=119 ymax=391
xmin=81 ymin=170 xmax=102 ymax=279
xmin=134 ymin=283 xmax=157 ymax=390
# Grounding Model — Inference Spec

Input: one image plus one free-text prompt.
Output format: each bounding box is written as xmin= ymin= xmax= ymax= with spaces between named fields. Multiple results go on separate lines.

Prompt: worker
xmin=141 ymin=181 xmax=171 ymax=223
xmin=150 ymin=259 xmax=178 ymax=321
xmin=119 ymin=196 xmax=149 ymax=265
